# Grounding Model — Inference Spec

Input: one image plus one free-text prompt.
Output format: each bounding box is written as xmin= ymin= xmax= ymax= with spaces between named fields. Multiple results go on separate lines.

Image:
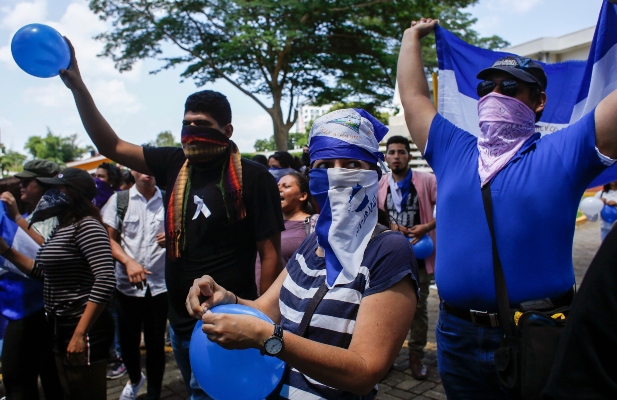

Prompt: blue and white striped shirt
xmin=272 ymin=231 xmax=418 ymax=399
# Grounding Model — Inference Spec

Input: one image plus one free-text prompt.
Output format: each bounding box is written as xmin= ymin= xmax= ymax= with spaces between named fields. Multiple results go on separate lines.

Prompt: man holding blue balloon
xmin=377 ymin=135 xmax=436 ymax=380
xmin=58 ymin=41 xmax=284 ymax=400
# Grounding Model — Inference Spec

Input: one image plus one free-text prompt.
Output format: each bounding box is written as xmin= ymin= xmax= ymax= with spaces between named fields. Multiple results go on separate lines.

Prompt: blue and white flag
xmin=0 ymin=202 xmax=43 ymax=321
xmin=435 ymin=0 xmax=617 ymax=187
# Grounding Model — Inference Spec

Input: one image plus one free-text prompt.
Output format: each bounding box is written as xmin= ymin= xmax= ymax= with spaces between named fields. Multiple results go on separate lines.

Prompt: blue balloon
xmin=189 ymin=304 xmax=286 ymax=400
xmin=11 ymin=24 xmax=70 ymax=78
xmin=410 ymin=235 xmax=434 ymax=259
xmin=600 ymin=205 xmax=617 ymax=224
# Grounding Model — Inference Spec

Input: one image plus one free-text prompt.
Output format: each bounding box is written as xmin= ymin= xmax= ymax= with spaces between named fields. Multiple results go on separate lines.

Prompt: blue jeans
xmin=436 ymin=302 xmax=509 ymax=400
xmin=169 ymin=325 xmax=213 ymax=400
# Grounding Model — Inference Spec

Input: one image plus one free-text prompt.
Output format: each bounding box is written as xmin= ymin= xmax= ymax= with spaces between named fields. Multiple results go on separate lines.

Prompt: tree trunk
xmin=271 ymin=100 xmax=290 ymax=151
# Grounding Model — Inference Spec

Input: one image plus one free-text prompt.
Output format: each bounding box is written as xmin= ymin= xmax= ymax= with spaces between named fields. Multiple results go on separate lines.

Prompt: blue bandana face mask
xmin=308 ymin=167 xmax=379 ymax=288
xmin=268 ymin=167 xmax=295 ymax=182
xmin=29 ymin=188 xmax=71 ymax=228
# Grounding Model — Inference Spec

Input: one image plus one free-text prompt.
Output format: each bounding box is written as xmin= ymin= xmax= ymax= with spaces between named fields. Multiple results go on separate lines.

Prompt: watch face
xmin=265 ymin=337 xmax=283 ymax=355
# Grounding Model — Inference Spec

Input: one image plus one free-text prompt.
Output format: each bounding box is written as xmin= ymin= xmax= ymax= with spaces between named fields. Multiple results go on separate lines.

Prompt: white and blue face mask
xmin=309 ymin=168 xmax=379 ymax=288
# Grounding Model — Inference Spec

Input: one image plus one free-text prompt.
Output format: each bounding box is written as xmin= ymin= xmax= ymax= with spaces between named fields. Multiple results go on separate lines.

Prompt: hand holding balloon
xmin=410 ymin=235 xmax=434 ymax=259
xmin=600 ymin=205 xmax=617 ymax=224
xmin=201 ymin=309 xmax=271 ymax=350
xmin=58 ymin=38 xmax=86 ymax=92
xmin=190 ymin=304 xmax=285 ymax=400
xmin=186 ymin=275 xmax=235 ymax=318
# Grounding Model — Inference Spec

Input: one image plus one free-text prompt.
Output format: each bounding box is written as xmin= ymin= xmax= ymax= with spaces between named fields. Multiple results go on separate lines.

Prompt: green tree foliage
xmin=254 ymin=131 xmax=307 ymax=152
xmin=90 ymin=0 xmax=507 ymax=151
xmin=0 ymin=145 xmax=27 ymax=177
xmin=149 ymin=130 xmax=181 ymax=147
xmin=24 ymin=129 xmax=87 ymax=164
xmin=254 ymin=136 xmax=277 ymax=152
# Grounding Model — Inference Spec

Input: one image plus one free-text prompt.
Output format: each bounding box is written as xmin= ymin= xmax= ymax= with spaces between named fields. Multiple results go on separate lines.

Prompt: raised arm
xmin=594 ymin=88 xmax=617 ymax=159
xmin=59 ymin=39 xmax=152 ymax=175
xmin=397 ymin=18 xmax=439 ymax=153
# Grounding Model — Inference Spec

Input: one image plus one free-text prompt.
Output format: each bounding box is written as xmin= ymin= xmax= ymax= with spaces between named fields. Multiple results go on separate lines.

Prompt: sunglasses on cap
xmin=476 ymin=79 xmax=539 ymax=98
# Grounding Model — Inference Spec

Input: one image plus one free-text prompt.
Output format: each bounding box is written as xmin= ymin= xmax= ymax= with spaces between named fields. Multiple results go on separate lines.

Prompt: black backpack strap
xmin=116 ymin=190 xmax=130 ymax=234
xmin=296 ymin=282 xmax=329 ymax=337
xmin=295 ymin=223 xmax=389 ymax=337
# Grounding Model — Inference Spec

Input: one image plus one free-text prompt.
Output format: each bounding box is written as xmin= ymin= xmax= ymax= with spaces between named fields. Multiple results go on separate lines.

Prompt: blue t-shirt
xmin=424 ymin=111 xmax=607 ymax=311
xmin=272 ymin=231 xmax=418 ymax=399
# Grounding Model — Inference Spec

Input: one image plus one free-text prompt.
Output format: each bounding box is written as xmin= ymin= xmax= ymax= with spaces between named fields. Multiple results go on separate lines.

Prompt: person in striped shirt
xmin=187 ymin=109 xmax=420 ymax=399
xmin=0 ymin=168 xmax=116 ymax=400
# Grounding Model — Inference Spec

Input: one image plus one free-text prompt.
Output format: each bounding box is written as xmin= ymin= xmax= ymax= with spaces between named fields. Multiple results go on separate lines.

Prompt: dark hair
xmin=269 ymin=151 xmax=296 ymax=170
xmin=252 ymin=154 xmax=269 ymax=168
xmin=121 ymin=169 xmax=135 ymax=186
xmin=97 ymin=162 xmax=122 ymax=190
xmin=284 ymin=171 xmax=318 ymax=215
xmin=386 ymin=136 xmax=411 ymax=152
xmin=602 ymin=181 xmax=617 ymax=193
xmin=184 ymin=90 xmax=232 ymax=127
xmin=57 ymin=185 xmax=103 ymax=230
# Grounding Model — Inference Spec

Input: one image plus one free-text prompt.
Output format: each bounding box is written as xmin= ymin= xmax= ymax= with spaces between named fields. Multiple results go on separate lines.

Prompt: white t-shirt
xmin=101 ymin=185 xmax=167 ymax=297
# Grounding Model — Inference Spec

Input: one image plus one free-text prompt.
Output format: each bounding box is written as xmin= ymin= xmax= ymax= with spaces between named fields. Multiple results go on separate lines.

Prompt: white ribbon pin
xmin=192 ymin=195 xmax=211 ymax=220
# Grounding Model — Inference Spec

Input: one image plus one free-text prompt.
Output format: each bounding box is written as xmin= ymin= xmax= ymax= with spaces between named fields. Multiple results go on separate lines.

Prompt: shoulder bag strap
xmin=304 ymin=216 xmax=312 ymax=237
xmin=116 ymin=190 xmax=130 ymax=235
xmin=295 ymin=223 xmax=389 ymax=337
xmin=481 ymin=184 xmax=516 ymax=336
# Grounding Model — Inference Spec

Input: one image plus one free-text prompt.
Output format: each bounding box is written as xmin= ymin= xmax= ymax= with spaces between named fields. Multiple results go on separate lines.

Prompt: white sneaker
xmin=119 ymin=372 xmax=146 ymax=400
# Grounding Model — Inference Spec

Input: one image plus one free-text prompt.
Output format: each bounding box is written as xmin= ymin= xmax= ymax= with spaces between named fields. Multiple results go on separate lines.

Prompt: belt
xmin=443 ymin=287 xmax=575 ymax=328
xmin=443 ymin=302 xmax=501 ymax=327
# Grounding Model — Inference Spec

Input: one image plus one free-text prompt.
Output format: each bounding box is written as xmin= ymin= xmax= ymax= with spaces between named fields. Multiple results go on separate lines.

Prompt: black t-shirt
xmin=144 ymin=147 xmax=284 ymax=336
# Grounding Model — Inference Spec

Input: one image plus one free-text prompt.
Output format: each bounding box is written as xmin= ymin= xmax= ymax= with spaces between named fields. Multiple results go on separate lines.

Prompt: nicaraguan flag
xmin=435 ymin=0 xmax=617 ymax=187
xmin=0 ymin=202 xmax=44 ymax=321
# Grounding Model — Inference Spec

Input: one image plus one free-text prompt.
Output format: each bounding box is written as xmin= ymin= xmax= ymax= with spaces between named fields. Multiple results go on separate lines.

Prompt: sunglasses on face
xmin=476 ymin=79 xmax=538 ymax=98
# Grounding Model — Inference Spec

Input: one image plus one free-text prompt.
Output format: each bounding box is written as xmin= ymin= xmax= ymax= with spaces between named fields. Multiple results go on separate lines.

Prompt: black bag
xmin=482 ymin=184 xmax=571 ymax=400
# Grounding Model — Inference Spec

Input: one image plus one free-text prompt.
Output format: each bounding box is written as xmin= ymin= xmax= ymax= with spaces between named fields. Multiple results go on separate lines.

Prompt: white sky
xmin=0 ymin=0 xmax=607 ymax=154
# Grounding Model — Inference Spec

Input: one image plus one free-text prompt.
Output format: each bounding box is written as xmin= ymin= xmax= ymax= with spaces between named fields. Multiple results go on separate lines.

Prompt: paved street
xmin=0 ymin=220 xmax=604 ymax=399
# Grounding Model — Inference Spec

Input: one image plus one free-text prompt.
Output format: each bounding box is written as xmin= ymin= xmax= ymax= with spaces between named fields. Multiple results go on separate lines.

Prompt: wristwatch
xmin=262 ymin=324 xmax=284 ymax=356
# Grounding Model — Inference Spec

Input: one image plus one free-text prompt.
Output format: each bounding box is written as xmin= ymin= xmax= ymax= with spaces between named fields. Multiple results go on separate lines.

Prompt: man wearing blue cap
xmin=396 ymin=17 xmax=617 ymax=398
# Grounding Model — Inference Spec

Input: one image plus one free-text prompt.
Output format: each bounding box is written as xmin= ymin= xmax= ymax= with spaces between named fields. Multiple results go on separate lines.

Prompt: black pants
xmin=1 ymin=309 xmax=63 ymax=400
xmin=55 ymin=357 xmax=107 ymax=400
xmin=117 ymin=289 xmax=169 ymax=400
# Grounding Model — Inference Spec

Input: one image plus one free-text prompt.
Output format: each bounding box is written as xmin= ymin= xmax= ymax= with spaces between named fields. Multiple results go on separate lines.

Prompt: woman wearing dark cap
xmin=0 ymin=168 xmax=116 ymax=400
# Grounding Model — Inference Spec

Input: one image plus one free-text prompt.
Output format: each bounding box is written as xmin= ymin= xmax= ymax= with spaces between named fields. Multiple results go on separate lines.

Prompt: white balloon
xmin=579 ymin=197 xmax=604 ymax=215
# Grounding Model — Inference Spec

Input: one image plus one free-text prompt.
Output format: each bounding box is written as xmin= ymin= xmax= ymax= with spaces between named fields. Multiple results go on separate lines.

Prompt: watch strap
xmin=273 ymin=323 xmax=283 ymax=339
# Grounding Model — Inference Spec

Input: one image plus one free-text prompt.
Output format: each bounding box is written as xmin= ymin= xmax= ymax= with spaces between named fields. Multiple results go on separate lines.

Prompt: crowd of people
xmin=0 ymin=13 xmax=616 ymax=400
